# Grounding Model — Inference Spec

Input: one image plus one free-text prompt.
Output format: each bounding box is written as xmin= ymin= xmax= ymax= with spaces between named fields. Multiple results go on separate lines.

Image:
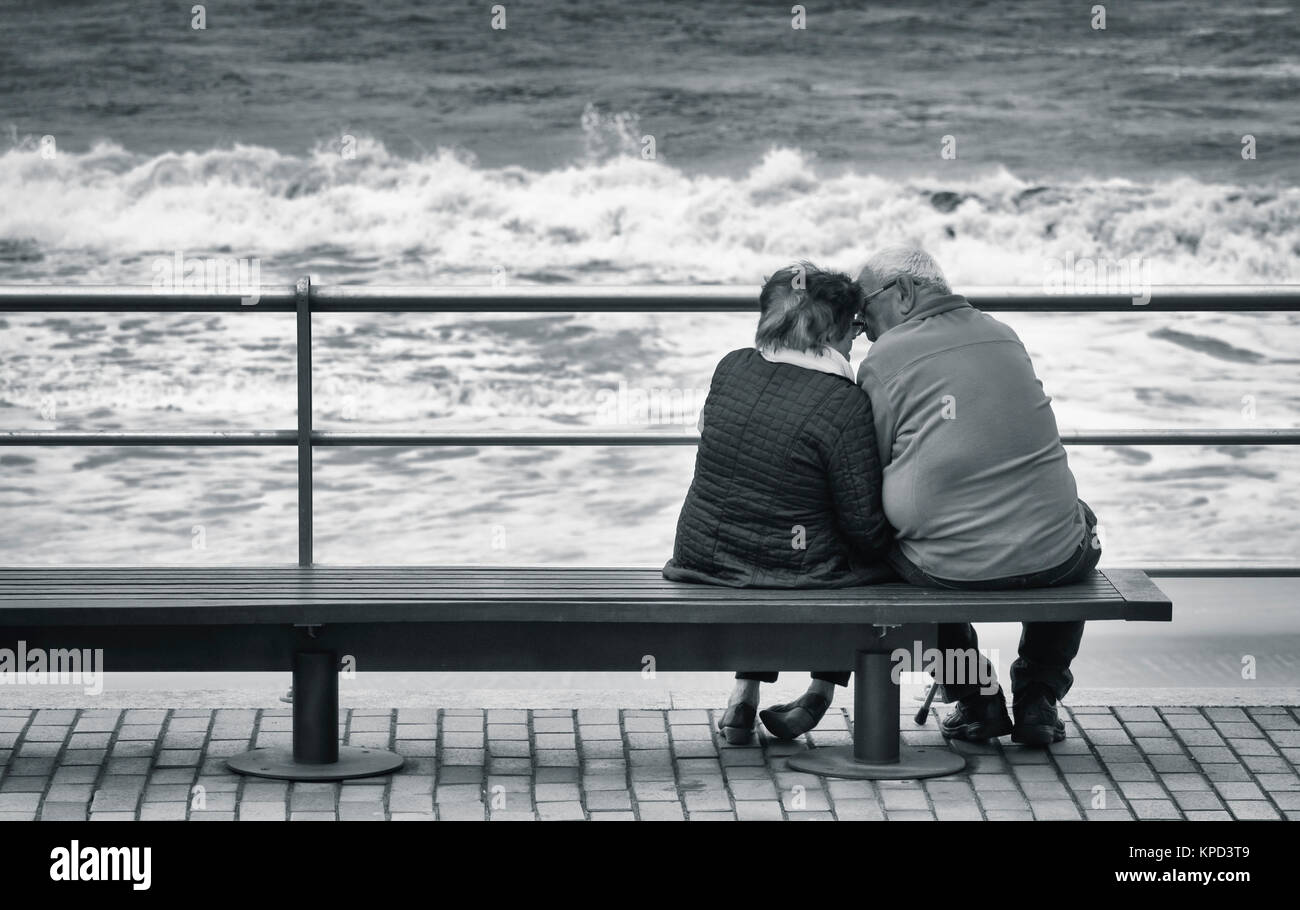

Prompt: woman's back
xmin=664 ymin=348 xmax=893 ymax=588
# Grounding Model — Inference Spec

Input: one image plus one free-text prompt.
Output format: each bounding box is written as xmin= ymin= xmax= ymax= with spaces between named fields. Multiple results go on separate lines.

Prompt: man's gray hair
xmin=863 ymin=246 xmax=951 ymax=294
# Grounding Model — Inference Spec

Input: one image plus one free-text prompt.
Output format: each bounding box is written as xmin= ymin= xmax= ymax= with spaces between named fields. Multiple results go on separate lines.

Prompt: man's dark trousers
xmin=888 ymin=500 xmax=1100 ymax=704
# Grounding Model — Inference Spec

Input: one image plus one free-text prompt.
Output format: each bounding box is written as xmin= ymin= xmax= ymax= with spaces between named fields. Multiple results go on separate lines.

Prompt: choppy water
xmin=0 ymin=0 xmax=1297 ymax=566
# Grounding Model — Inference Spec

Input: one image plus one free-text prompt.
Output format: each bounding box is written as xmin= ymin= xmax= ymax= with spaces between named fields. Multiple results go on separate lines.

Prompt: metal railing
xmin=2 ymin=281 xmax=1298 ymax=576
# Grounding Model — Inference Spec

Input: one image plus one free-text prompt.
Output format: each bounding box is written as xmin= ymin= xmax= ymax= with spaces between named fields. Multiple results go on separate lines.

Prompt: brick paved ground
xmin=0 ymin=704 xmax=1296 ymax=820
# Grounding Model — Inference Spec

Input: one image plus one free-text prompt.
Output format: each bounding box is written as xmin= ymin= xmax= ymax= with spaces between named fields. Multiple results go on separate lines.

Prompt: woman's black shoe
xmin=718 ymin=701 xmax=758 ymax=745
xmin=759 ymin=692 xmax=831 ymax=740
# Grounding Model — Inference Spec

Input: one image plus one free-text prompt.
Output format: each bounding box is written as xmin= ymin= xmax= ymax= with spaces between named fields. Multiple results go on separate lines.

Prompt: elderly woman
xmin=663 ymin=263 xmax=894 ymax=744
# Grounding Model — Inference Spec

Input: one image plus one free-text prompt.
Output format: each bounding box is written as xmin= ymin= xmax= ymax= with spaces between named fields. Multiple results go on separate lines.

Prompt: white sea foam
xmin=2 ymin=138 xmax=1297 ymax=286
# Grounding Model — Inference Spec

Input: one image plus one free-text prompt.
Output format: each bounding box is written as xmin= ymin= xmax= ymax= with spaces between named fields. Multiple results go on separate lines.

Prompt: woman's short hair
xmin=755 ymin=262 xmax=860 ymax=354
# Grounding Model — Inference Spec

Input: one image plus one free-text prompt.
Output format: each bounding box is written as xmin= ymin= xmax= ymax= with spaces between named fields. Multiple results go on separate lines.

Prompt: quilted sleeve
xmin=822 ymin=387 xmax=893 ymax=556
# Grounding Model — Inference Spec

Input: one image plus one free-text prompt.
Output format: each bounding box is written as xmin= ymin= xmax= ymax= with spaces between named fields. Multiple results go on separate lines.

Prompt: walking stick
xmin=914 ymin=681 xmax=939 ymax=725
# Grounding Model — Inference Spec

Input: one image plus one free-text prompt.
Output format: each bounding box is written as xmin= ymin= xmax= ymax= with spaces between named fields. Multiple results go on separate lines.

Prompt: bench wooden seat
xmin=0 ymin=566 xmax=1172 ymax=781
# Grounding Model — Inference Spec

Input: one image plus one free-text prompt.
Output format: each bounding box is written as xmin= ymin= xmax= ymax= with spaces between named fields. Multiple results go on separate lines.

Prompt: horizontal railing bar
xmin=0 ymin=563 xmax=1294 ymax=577
xmin=1136 ymin=564 xmax=1300 ymax=578
xmin=2 ymin=285 xmax=1299 ymax=312
xmin=0 ymin=287 xmax=298 ymax=312
xmin=0 ymin=432 xmax=298 ymax=446
xmin=3 ymin=429 xmax=1299 ymax=446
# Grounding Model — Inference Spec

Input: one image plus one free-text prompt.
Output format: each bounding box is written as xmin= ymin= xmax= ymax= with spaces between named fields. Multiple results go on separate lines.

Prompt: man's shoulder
xmin=865 ymin=307 xmax=1021 ymax=381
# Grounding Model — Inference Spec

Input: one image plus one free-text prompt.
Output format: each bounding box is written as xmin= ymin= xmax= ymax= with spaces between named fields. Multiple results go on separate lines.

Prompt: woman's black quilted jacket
xmin=663 ymin=348 xmax=894 ymax=588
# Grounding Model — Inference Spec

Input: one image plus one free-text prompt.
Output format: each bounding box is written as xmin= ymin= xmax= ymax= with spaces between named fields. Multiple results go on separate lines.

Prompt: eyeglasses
xmin=861 ymin=278 xmax=898 ymax=307
xmin=852 ymin=279 xmax=898 ymax=336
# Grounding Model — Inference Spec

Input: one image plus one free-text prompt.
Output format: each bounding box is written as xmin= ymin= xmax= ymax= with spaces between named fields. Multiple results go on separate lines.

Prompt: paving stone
xmin=1254 ymin=773 xmax=1300 ymax=791
xmin=685 ymin=790 xmax=734 ymax=812
xmin=734 ymin=800 xmax=783 ymax=820
xmin=1030 ymin=800 xmax=1082 ymax=820
xmin=1128 ymin=799 xmax=1182 ymax=820
xmin=977 ymin=790 xmax=1030 ymax=811
xmin=585 ymin=790 xmax=632 ymax=811
xmin=1134 ymin=738 xmax=1184 ymax=755
xmin=140 ymin=804 xmax=188 ymax=821
xmin=633 ymin=781 xmax=680 ymax=802
xmin=490 ymin=740 xmax=532 ymax=757
xmin=1148 ymin=755 xmax=1198 ymax=773
xmin=534 ymin=717 xmax=575 ymax=733
xmin=396 ymin=724 xmax=437 ymax=740
xmin=1160 ymin=774 xmax=1212 ymax=791
xmin=442 ymin=748 xmax=486 ymax=766
xmin=581 ymin=773 xmax=629 ymax=791
xmin=625 ymin=732 xmax=669 ymax=749
xmin=671 ymin=740 xmax=719 ymax=758
xmin=442 ymin=732 xmax=485 ymax=749
xmin=1226 ymin=801 xmax=1280 ymax=820
xmin=1106 ymin=762 xmax=1156 ymax=781
xmin=388 ymin=794 xmax=434 ymax=813
xmin=534 ymin=750 xmax=578 ymax=767
xmin=971 ymin=774 xmax=1020 ymax=791
xmin=536 ymin=801 xmax=584 ymax=821
xmin=576 ymin=724 xmax=620 ymax=740
xmin=1116 ymin=781 xmax=1167 ymax=800
xmin=879 ymin=789 xmax=928 ymax=811
xmin=1115 ymin=707 xmax=1160 ymax=722
xmin=339 ymin=803 xmax=388 ymax=821
xmin=534 ymin=782 xmax=581 ymax=802
xmin=39 ymin=802 xmax=89 ymax=821
xmin=579 ymin=740 xmax=624 ymax=759
xmin=1201 ymin=763 xmax=1252 ymax=782
xmin=624 ymin=716 xmax=666 ymax=733
xmin=1172 ymin=791 xmax=1225 ymax=811
xmin=636 ymin=801 xmax=685 ymax=821
xmin=1211 ymin=781 xmax=1266 ymax=800
xmin=1020 ymin=782 xmax=1072 ymax=800
xmin=728 ymin=779 xmax=779 ymax=801
xmin=1085 ymin=808 xmax=1134 ymax=821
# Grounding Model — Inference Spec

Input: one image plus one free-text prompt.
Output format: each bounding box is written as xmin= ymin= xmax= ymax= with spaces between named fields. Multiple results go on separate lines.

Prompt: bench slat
xmin=0 ymin=567 xmax=1170 ymax=625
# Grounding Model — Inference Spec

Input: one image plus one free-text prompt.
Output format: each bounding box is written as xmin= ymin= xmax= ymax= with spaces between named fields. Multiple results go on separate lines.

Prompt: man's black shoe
xmin=939 ymin=691 xmax=1013 ymax=743
xmin=1011 ymin=684 xmax=1066 ymax=746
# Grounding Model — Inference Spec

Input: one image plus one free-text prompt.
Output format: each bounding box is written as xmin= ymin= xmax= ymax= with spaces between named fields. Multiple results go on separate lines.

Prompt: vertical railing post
xmin=296 ymin=276 xmax=312 ymax=567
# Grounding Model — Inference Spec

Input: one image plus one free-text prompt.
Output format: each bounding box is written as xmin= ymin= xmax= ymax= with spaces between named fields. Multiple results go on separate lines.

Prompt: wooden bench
xmin=0 ymin=566 xmax=1171 ymax=781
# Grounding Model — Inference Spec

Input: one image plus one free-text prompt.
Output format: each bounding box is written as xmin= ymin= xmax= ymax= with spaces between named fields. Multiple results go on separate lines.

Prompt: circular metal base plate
xmin=786 ymin=743 xmax=966 ymax=780
xmin=227 ymin=746 xmax=405 ymax=781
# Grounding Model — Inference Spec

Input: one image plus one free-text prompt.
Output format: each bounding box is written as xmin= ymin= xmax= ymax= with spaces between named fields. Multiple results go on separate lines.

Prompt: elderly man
xmin=855 ymin=247 xmax=1100 ymax=746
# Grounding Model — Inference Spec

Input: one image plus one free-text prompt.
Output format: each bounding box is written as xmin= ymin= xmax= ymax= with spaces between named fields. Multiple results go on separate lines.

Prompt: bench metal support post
xmin=227 ymin=644 xmax=405 ymax=781
xmin=787 ymin=645 xmax=967 ymax=780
